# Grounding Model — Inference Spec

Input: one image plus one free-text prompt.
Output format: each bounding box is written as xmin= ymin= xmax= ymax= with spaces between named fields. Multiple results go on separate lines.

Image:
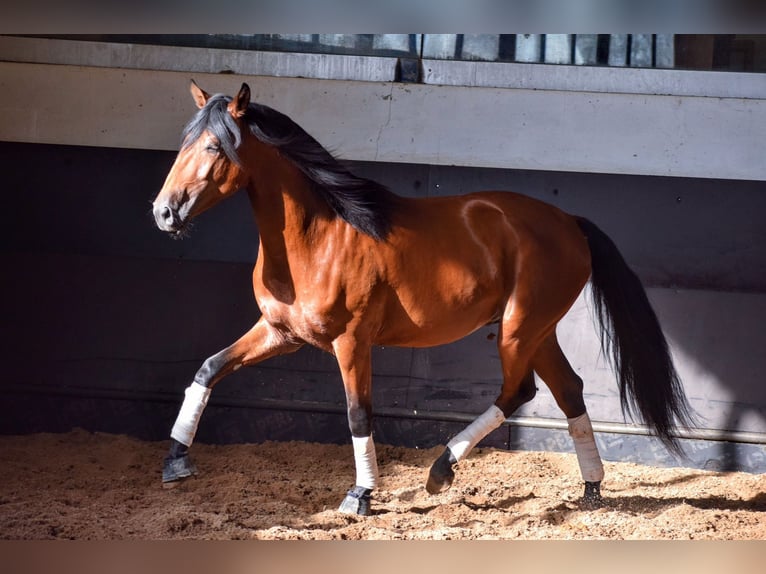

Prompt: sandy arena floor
xmin=0 ymin=429 xmax=763 ymax=540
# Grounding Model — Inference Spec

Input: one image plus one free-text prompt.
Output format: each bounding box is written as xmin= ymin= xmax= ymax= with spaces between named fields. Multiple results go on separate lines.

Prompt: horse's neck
xmin=244 ymin=145 xmax=333 ymax=265
xmin=245 ymin=154 xmax=341 ymax=305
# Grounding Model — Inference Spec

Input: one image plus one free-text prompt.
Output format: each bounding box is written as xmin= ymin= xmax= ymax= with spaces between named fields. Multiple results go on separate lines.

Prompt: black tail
xmin=576 ymin=217 xmax=696 ymax=456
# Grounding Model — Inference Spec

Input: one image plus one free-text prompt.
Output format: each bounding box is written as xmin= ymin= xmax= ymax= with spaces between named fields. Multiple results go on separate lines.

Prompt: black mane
xmin=182 ymin=94 xmax=396 ymax=241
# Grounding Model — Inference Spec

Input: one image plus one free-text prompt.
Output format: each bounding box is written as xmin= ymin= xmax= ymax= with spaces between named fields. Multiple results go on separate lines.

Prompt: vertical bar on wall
xmin=515 ymin=34 xmax=542 ymax=62
xmin=574 ymin=34 xmax=599 ymax=65
xmin=608 ymin=34 xmax=629 ymax=66
xmin=454 ymin=34 xmax=465 ymax=59
xmin=545 ymin=34 xmax=573 ymax=64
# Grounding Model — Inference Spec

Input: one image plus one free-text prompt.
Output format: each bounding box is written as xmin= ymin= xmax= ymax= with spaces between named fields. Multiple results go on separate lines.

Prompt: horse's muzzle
xmin=153 ymin=201 xmax=183 ymax=234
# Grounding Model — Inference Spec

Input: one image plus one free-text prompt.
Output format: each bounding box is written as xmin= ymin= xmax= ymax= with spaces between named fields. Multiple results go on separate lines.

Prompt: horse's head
xmin=152 ymin=81 xmax=251 ymax=236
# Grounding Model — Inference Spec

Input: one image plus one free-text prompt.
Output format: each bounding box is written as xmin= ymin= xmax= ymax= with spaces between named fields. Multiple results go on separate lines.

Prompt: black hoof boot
xmin=426 ymin=448 xmax=457 ymax=494
xmin=338 ymin=486 xmax=373 ymax=516
xmin=582 ymin=481 xmax=603 ymax=507
xmin=162 ymin=454 xmax=197 ymax=484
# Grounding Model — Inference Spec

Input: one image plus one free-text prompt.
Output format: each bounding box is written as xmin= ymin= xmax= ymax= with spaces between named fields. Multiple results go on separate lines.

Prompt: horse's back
xmin=371 ymin=190 xmax=591 ymax=346
xmin=389 ymin=190 xmax=589 ymax=280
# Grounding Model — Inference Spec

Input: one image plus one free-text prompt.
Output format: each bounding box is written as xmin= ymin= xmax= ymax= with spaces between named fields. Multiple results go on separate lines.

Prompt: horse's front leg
xmin=162 ymin=318 xmax=302 ymax=484
xmin=333 ymin=336 xmax=378 ymax=516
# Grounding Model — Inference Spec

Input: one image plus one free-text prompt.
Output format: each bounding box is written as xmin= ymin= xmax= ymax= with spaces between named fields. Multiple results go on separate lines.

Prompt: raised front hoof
xmin=426 ymin=448 xmax=456 ymax=495
xmin=581 ymin=481 xmax=603 ymax=508
xmin=162 ymin=454 xmax=198 ymax=486
xmin=338 ymin=486 xmax=372 ymax=516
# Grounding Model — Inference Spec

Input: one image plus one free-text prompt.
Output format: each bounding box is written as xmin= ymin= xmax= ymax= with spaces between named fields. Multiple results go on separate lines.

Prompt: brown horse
xmin=152 ymin=81 xmax=694 ymax=515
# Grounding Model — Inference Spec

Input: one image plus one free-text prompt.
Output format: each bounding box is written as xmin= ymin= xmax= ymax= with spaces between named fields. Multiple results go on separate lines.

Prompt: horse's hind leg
xmin=426 ymin=322 xmax=540 ymax=495
xmin=163 ymin=318 xmax=301 ymax=485
xmin=531 ymin=333 xmax=604 ymax=506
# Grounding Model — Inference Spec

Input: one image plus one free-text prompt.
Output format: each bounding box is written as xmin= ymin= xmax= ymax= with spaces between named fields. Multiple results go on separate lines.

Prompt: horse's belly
xmin=375 ymin=316 xmax=493 ymax=348
xmin=374 ymin=292 xmax=500 ymax=348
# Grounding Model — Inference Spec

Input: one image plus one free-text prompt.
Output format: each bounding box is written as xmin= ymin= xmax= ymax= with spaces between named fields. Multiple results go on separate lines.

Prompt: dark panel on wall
xmin=0 ymin=142 xmax=260 ymax=263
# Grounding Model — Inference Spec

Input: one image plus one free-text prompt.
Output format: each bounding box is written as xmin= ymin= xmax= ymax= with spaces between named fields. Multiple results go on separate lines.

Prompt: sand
xmin=0 ymin=429 xmax=763 ymax=540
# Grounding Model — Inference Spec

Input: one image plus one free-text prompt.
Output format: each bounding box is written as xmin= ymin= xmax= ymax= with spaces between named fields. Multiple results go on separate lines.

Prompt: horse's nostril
xmin=153 ymin=202 xmax=180 ymax=231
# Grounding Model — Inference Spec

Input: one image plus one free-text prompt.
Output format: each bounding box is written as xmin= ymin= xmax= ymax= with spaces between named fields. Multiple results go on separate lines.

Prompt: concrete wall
xmin=1 ymin=37 xmax=764 ymax=472
xmin=1 ymin=60 xmax=765 ymax=182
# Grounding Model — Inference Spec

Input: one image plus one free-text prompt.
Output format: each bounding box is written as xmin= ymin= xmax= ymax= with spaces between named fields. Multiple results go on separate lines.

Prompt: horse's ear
xmin=190 ymin=80 xmax=211 ymax=109
xmin=228 ymin=83 xmax=251 ymax=118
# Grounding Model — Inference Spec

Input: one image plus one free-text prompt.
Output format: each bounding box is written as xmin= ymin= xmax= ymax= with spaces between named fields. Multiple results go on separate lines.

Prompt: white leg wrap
xmin=568 ymin=412 xmax=605 ymax=483
xmin=352 ymin=435 xmax=379 ymax=490
xmin=447 ymin=404 xmax=506 ymax=462
xmin=170 ymin=382 xmax=212 ymax=447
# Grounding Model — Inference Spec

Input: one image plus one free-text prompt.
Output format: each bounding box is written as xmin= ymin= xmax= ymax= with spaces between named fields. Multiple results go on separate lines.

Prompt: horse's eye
xmin=205 ymin=143 xmax=221 ymax=154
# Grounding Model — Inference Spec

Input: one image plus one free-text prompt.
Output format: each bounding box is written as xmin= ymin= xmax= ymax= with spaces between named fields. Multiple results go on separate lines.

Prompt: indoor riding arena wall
xmin=1 ymin=37 xmax=764 ymax=474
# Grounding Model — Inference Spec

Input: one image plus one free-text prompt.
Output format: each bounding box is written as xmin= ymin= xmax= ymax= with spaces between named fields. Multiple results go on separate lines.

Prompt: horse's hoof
xmin=162 ymin=454 xmax=197 ymax=484
xmin=581 ymin=481 xmax=603 ymax=508
xmin=338 ymin=486 xmax=373 ymax=516
xmin=426 ymin=448 xmax=456 ymax=494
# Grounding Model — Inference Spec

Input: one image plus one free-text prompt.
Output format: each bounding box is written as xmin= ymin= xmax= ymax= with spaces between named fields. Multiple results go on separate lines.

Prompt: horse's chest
xmin=253 ymin=247 xmax=374 ymax=348
xmin=256 ymin=292 xmax=343 ymax=350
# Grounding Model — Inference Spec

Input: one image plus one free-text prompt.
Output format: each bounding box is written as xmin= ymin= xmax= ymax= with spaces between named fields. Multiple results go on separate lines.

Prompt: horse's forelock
xmin=181 ymin=95 xmax=242 ymax=165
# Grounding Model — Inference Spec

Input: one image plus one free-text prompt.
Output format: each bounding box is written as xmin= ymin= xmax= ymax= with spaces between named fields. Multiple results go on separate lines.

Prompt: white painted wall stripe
xmin=1 ymin=61 xmax=764 ymax=181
